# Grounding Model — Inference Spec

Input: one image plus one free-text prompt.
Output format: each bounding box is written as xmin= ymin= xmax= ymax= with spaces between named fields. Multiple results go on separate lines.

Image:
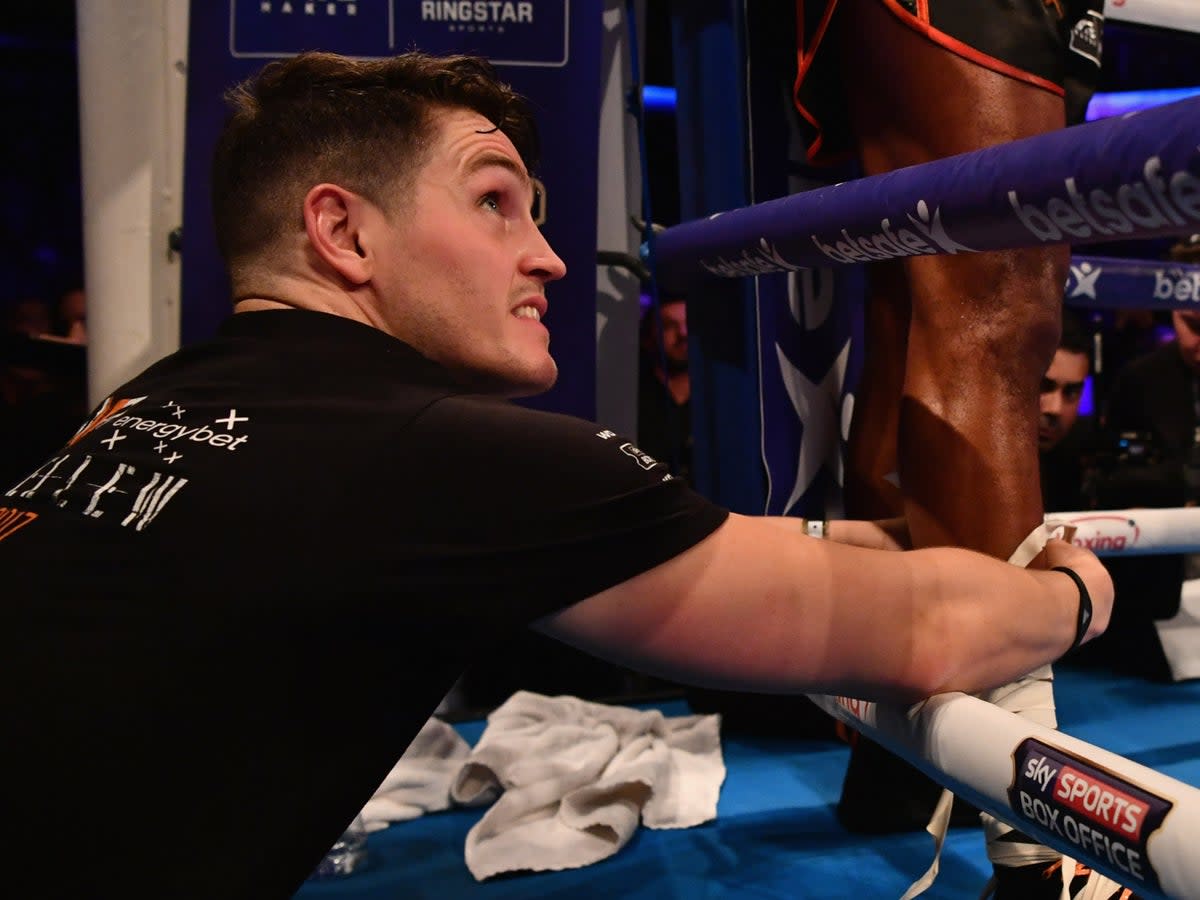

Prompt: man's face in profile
xmin=369 ymin=108 xmax=567 ymax=397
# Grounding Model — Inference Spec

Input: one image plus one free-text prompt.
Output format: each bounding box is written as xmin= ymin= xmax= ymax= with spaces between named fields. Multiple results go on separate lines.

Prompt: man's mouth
xmin=514 ymin=305 xmax=542 ymax=322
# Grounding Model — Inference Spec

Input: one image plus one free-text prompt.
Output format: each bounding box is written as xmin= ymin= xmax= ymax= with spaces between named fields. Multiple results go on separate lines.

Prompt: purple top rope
xmin=653 ymin=97 xmax=1200 ymax=285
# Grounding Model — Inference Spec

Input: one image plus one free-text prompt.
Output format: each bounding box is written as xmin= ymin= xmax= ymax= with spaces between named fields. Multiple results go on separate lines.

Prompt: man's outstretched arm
xmin=536 ymin=512 xmax=1110 ymax=705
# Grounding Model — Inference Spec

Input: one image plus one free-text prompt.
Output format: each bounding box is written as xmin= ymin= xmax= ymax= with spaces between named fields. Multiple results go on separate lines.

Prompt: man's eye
xmin=481 ymin=192 xmax=501 ymax=211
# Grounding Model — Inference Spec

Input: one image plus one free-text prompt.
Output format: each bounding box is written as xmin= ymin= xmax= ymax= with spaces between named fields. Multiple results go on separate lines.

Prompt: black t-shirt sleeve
xmin=379 ymin=394 xmax=729 ymax=627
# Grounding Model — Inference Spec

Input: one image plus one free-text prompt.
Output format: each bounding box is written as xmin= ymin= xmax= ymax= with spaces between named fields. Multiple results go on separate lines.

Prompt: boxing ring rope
xmin=798 ymin=506 xmax=1200 ymax=898
xmin=803 ymin=690 xmax=1200 ymax=899
xmin=1049 ymin=507 xmax=1200 ymax=556
xmin=1067 ymin=255 xmax=1200 ymax=310
xmin=650 ymin=96 xmax=1200 ymax=285
xmin=646 ymin=91 xmax=1200 ymax=898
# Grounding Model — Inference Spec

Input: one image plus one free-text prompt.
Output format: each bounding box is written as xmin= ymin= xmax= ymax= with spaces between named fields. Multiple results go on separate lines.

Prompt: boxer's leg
xmin=844 ymin=261 xmax=906 ymax=520
xmin=833 ymin=1 xmax=1096 ymax=895
xmin=839 ymin=260 xmax=990 ymax=834
xmin=836 ymin=0 xmax=1065 ymax=555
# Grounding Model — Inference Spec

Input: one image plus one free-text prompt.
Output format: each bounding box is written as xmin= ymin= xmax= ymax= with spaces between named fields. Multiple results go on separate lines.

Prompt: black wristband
xmin=1051 ymin=566 xmax=1094 ymax=651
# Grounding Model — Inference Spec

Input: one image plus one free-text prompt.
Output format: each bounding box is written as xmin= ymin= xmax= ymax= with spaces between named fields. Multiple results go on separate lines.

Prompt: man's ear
xmin=302 ymin=183 xmax=374 ymax=285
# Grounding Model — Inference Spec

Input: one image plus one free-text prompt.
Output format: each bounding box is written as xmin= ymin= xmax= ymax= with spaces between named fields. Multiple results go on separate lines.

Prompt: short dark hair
xmin=1059 ymin=306 xmax=1092 ymax=366
xmin=211 ymin=51 xmax=539 ymax=268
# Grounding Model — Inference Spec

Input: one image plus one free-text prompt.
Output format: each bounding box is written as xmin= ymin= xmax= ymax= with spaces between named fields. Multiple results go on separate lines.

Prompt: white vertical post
xmin=76 ymin=0 xmax=189 ymax=407
xmin=594 ymin=0 xmax=645 ymax=437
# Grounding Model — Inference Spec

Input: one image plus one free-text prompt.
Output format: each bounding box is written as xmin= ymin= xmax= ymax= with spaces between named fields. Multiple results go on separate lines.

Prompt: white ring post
xmin=76 ymin=0 xmax=189 ymax=407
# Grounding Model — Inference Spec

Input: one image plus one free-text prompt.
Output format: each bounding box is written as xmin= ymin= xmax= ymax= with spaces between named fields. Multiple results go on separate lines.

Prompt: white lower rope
xmin=1051 ymin=508 xmax=1200 ymax=556
xmin=805 ymin=690 xmax=1200 ymax=899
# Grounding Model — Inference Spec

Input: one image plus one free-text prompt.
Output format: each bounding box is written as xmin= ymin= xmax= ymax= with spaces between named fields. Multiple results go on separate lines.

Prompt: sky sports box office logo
xmin=1009 ymin=738 xmax=1172 ymax=893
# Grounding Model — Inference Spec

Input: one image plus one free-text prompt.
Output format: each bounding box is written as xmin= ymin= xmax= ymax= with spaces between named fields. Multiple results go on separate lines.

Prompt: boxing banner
xmin=654 ymin=96 xmax=1200 ymax=286
xmin=1066 ymin=255 xmax=1200 ymax=310
xmin=755 ymin=265 xmax=864 ymax=517
xmin=181 ymin=0 xmax=603 ymax=419
xmin=744 ymin=4 xmax=864 ymax=518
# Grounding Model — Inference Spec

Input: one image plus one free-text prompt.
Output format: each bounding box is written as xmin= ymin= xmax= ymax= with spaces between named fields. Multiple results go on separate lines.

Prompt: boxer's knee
xmin=909 ymin=248 xmax=1066 ymax=385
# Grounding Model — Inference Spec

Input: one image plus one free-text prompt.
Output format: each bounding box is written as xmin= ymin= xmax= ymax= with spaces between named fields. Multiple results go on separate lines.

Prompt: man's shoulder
xmin=420 ymin=393 xmax=635 ymax=452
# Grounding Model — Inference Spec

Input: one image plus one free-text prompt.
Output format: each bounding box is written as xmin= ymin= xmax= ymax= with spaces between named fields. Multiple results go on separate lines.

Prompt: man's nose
xmin=525 ymin=228 xmax=567 ymax=283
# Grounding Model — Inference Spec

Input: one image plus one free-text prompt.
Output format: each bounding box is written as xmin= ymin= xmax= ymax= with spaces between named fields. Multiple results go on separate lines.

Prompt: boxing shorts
xmin=794 ymin=0 xmax=1105 ymax=165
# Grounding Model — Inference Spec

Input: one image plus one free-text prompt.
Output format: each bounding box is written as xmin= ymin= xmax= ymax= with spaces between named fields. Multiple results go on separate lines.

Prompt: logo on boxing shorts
xmin=1009 ymin=738 xmax=1172 ymax=892
xmin=1069 ymin=11 xmax=1105 ymax=68
xmin=1061 ymin=514 xmax=1140 ymax=553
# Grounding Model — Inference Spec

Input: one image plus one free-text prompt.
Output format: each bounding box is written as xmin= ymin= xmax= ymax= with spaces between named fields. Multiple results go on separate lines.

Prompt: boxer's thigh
xmin=836 ymin=0 xmax=1069 ymax=354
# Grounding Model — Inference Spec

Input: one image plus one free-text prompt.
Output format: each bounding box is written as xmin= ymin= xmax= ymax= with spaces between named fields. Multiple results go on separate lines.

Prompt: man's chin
xmin=510 ymin=368 xmax=558 ymax=398
xmin=470 ymin=361 xmax=558 ymax=399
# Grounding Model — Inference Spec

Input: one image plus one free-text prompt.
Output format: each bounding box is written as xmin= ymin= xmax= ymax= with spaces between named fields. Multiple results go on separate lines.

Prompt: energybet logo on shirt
xmin=5 ymin=394 xmax=255 ymax=533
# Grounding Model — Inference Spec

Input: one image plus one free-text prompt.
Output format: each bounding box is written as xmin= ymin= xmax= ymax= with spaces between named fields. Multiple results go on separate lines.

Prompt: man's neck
xmin=232 ymin=272 xmax=385 ymax=334
xmin=233 ymin=297 xmax=293 ymax=313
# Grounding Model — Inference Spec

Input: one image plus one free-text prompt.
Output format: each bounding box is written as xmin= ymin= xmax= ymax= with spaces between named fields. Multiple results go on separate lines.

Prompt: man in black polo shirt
xmin=1 ymin=51 xmax=1112 ymax=899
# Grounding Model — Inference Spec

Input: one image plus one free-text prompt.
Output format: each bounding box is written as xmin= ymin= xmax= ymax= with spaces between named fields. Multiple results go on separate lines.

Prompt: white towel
xmin=1157 ymin=576 xmax=1200 ymax=682
xmin=449 ymin=690 xmax=725 ymax=881
xmin=358 ymin=716 xmax=471 ymax=832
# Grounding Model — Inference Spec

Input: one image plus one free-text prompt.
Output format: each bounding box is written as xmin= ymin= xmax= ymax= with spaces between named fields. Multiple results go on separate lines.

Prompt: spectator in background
xmin=1076 ymin=243 xmax=1200 ymax=683
xmin=1039 ymin=308 xmax=1095 ymax=513
xmin=637 ymin=294 xmax=692 ymax=483
xmin=0 ymin=293 xmax=88 ymax=487
xmin=1102 ymin=310 xmax=1200 ymax=508
xmin=4 ymin=296 xmax=52 ymax=339
xmin=49 ymin=287 xmax=87 ymax=344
